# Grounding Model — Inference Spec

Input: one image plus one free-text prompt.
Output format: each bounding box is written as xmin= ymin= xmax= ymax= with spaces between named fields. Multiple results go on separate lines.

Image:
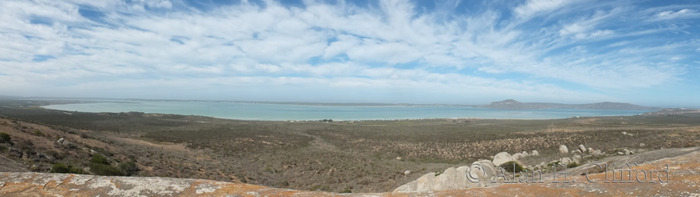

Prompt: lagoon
xmin=43 ymin=100 xmax=652 ymax=121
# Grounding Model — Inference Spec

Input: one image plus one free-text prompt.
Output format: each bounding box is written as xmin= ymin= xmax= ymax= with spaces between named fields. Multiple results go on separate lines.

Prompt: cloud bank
xmin=0 ymin=0 xmax=698 ymax=106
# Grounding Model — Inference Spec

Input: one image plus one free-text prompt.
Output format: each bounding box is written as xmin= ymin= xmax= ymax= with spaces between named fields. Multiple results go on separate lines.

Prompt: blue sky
xmin=0 ymin=0 xmax=698 ymax=107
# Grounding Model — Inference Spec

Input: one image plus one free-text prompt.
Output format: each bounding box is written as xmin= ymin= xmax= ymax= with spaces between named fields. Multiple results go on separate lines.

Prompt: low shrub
xmin=500 ymin=161 xmax=524 ymax=173
xmin=119 ymin=161 xmax=140 ymax=176
xmin=51 ymin=163 xmax=84 ymax=174
xmin=89 ymin=154 xmax=126 ymax=176
xmin=567 ymin=162 xmax=580 ymax=168
xmin=90 ymin=163 xmax=124 ymax=176
xmin=90 ymin=154 xmax=109 ymax=165
xmin=0 ymin=132 xmax=10 ymax=143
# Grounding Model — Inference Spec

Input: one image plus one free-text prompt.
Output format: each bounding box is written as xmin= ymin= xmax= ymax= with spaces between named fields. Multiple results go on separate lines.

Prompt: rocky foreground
xmin=2 ymin=147 xmax=700 ymax=197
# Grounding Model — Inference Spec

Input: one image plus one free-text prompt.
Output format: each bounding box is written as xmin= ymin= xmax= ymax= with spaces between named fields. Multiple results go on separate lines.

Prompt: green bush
xmin=500 ymin=161 xmax=524 ymax=173
xmin=0 ymin=132 xmax=10 ymax=143
xmin=119 ymin=161 xmax=139 ymax=176
xmin=51 ymin=163 xmax=84 ymax=174
xmin=89 ymin=154 xmax=125 ymax=176
xmin=90 ymin=154 xmax=109 ymax=165
xmin=51 ymin=163 xmax=70 ymax=173
xmin=567 ymin=162 xmax=580 ymax=168
xmin=71 ymin=167 xmax=84 ymax=174
xmin=90 ymin=163 xmax=125 ymax=176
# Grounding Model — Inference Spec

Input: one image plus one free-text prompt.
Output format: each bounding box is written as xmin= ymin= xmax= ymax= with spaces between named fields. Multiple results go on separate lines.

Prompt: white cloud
xmin=346 ymin=41 xmax=423 ymax=64
xmin=656 ymin=9 xmax=697 ymax=20
xmin=572 ymin=29 xmax=614 ymax=39
xmin=0 ymin=0 xmax=696 ymax=104
xmin=514 ymin=0 xmax=572 ymax=19
xmin=323 ymin=35 xmax=359 ymax=59
xmin=560 ymin=23 xmax=589 ymax=36
xmin=588 ymin=29 xmax=614 ymax=37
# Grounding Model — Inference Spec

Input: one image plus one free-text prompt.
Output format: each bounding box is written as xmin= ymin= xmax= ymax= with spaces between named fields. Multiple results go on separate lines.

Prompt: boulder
xmin=587 ymin=147 xmax=594 ymax=154
xmin=578 ymin=144 xmax=586 ymax=153
xmin=7 ymin=147 xmax=22 ymax=158
xmin=395 ymin=159 xmax=508 ymax=192
xmin=415 ymin=173 xmax=436 ymax=192
xmin=559 ymin=145 xmax=569 ymax=154
xmin=393 ymin=180 xmax=418 ymax=193
xmin=560 ymin=157 xmax=573 ymax=165
xmin=470 ymin=160 xmax=497 ymax=183
xmin=56 ymin=138 xmax=75 ymax=148
xmin=404 ymin=170 xmax=411 ymax=175
xmin=512 ymin=153 xmax=523 ymax=160
xmin=433 ymin=167 xmax=462 ymax=191
xmin=454 ymin=166 xmax=481 ymax=189
xmin=593 ymin=150 xmax=602 ymax=156
xmin=572 ymin=155 xmax=582 ymax=164
xmin=492 ymin=152 xmax=514 ymax=166
xmin=531 ymin=150 xmax=540 ymax=156
xmin=456 ymin=166 xmax=470 ymax=173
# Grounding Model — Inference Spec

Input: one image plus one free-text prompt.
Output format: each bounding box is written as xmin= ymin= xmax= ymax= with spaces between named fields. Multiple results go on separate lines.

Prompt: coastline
xmin=40 ymin=102 xmax=654 ymax=122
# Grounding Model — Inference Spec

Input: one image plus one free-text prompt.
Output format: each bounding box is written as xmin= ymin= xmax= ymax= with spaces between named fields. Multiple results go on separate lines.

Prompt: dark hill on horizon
xmin=483 ymin=99 xmax=658 ymax=110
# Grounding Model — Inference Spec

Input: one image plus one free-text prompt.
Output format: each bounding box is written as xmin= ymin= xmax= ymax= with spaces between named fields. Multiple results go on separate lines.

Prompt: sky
xmin=0 ymin=0 xmax=699 ymax=107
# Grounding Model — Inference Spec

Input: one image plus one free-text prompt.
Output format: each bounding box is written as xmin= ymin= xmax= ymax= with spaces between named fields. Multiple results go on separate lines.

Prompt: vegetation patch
xmin=567 ymin=162 xmax=581 ymax=168
xmin=119 ymin=161 xmax=140 ymax=176
xmin=500 ymin=161 xmax=524 ymax=173
xmin=1 ymin=100 xmax=700 ymax=193
xmin=51 ymin=163 xmax=84 ymax=174
xmin=0 ymin=132 xmax=11 ymax=143
xmin=32 ymin=130 xmax=45 ymax=137
xmin=89 ymin=154 xmax=126 ymax=176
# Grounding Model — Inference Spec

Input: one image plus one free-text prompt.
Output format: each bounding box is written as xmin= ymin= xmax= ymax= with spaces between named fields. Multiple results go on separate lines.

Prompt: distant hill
xmin=482 ymin=99 xmax=658 ymax=110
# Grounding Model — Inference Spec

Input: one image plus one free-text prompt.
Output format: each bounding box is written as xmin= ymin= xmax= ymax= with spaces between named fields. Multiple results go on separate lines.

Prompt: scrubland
xmin=0 ymin=99 xmax=698 ymax=192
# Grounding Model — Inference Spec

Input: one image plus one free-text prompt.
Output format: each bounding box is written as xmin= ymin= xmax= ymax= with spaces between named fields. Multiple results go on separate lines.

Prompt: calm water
xmin=43 ymin=101 xmax=652 ymax=121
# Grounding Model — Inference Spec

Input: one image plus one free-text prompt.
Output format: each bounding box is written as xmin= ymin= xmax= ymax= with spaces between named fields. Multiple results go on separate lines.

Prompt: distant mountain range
xmin=482 ymin=99 xmax=659 ymax=110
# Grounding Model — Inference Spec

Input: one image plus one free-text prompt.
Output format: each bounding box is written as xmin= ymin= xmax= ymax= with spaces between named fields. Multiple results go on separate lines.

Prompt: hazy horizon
xmin=3 ymin=95 xmax=696 ymax=109
xmin=1 ymin=0 xmax=698 ymax=108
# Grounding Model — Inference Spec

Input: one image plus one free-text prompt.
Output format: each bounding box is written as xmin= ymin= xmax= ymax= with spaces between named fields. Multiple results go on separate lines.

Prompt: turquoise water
xmin=43 ymin=101 xmax=652 ymax=121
